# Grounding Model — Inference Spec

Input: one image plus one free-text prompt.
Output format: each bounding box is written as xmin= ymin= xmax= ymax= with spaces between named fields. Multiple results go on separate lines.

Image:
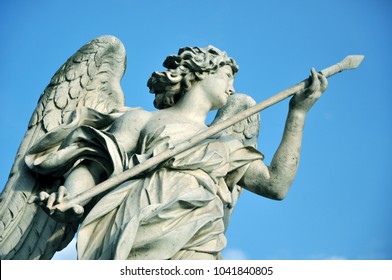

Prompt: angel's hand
xmin=35 ymin=186 xmax=84 ymax=222
xmin=289 ymin=68 xmax=328 ymax=113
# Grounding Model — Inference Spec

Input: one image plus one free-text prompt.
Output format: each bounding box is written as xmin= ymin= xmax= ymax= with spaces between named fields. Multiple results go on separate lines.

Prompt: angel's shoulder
xmin=111 ymin=108 xmax=152 ymax=134
xmin=107 ymin=108 xmax=152 ymax=153
xmin=122 ymin=107 xmax=152 ymax=122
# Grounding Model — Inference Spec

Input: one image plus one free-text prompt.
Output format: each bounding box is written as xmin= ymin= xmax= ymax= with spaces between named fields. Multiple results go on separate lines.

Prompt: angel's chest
xmin=139 ymin=119 xmax=206 ymax=150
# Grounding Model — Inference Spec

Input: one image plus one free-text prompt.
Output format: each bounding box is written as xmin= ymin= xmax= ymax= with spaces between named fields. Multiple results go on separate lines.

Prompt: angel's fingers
xmin=39 ymin=191 xmax=50 ymax=202
xmin=310 ymin=67 xmax=318 ymax=77
xmin=306 ymin=68 xmax=320 ymax=95
xmin=317 ymin=73 xmax=328 ymax=92
xmin=72 ymin=205 xmax=84 ymax=217
xmin=57 ymin=186 xmax=67 ymax=203
xmin=47 ymin=193 xmax=57 ymax=208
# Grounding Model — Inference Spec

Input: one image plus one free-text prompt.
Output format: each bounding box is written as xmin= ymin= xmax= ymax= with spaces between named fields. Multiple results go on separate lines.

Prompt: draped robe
xmin=26 ymin=108 xmax=263 ymax=259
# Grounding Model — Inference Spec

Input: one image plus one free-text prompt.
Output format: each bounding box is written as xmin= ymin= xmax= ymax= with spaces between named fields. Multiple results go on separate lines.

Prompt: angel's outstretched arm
xmin=239 ymin=69 xmax=328 ymax=200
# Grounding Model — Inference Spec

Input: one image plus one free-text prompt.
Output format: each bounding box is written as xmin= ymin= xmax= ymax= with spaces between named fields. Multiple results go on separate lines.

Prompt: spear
xmin=55 ymin=55 xmax=364 ymax=212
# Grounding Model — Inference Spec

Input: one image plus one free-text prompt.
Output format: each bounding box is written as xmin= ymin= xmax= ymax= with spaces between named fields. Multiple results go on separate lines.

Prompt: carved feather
xmin=211 ymin=93 xmax=261 ymax=149
xmin=211 ymin=93 xmax=262 ymax=232
xmin=0 ymin=35 xmax=127 ymax=259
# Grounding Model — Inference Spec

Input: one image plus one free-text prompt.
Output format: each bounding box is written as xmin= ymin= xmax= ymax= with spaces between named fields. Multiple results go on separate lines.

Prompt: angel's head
xmin=147 ymin=45 xmax=239 ymax=109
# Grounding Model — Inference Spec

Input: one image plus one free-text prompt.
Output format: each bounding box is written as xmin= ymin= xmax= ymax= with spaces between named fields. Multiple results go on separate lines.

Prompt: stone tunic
xmin=26 ymin=108 xmax=262 ymax=259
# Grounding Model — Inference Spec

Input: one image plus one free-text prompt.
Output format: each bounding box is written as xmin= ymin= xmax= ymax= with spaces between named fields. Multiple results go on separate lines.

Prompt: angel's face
xmin=198 ymin=65 xmax=235 ymax=110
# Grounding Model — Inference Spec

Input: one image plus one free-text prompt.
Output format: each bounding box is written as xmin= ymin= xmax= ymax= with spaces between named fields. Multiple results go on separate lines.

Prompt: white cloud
xmin=222 ymin=248 xmax=248 ymax=260
xmin=307 ymin=253 xmax=347 ymax=260
xmin=324 ymin=255 xmax=346 ymax=260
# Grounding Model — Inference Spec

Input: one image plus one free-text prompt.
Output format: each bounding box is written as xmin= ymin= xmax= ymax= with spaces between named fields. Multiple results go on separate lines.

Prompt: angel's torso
xmin=110 ymin=108 xmax=210 ymax=156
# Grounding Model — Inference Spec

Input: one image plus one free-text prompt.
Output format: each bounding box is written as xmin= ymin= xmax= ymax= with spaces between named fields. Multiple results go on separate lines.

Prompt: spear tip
xmin=341 ymin=55 xmax=365 ymax=70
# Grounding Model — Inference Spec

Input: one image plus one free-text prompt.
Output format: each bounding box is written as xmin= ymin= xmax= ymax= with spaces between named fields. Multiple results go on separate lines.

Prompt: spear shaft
xmin=55 ymin=55 xmax=364 ymax=212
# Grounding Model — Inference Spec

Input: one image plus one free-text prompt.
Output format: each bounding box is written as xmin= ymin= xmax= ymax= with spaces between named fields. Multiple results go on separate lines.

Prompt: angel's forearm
xmin=239 ymin=108 xmax=306 ymax=200
xmin=64 ymin=161 xmax=105 ymax=203
xmin=267 ymin=108 xmax=306 ymax=197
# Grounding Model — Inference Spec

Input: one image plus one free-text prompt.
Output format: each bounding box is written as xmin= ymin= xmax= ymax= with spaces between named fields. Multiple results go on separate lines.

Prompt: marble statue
xmin=0 ymin=35 xmax=362 ymax=260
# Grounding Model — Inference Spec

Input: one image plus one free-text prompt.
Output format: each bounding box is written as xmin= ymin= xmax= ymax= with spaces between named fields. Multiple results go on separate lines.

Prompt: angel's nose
xmin=227 ymin=84 xmax=235 ymax=95
xmin=227 ymin=89 xmax=235 ymax=96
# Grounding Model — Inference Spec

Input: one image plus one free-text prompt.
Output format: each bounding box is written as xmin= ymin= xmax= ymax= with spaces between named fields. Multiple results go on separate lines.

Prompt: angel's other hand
xmin=35 ymin=186 xmax=84 ymax=222
xmin=289 ymin=68 xmax=328 ymax=113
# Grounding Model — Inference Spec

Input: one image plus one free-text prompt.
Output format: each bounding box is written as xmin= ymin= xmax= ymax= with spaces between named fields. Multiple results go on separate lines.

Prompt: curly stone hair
xmin=147 ymin=45 xmax=239 ymax=109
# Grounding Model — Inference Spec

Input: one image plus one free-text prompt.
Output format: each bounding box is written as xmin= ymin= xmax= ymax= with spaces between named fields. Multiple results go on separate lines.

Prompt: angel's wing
xmin=211 ymin=93 xmax=262 ymax=231
xmin=211 ymin=93 xmax=261 ymax=149
xmin=0 ymin=35 xmax=127 ymax=259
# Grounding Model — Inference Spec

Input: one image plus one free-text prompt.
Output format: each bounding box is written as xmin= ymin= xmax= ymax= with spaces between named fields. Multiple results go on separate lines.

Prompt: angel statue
xmin=0 ymin=35 xmax=328 ymax=260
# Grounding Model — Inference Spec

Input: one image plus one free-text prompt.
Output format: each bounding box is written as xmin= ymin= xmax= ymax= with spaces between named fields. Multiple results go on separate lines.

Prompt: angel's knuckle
xmin=39 ymin=192 xmax=48 ymax=200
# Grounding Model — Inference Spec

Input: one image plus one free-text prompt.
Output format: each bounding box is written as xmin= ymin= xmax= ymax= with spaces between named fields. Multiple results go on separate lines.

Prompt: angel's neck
xmin=167 ymin=91 xmax=211 ymax=124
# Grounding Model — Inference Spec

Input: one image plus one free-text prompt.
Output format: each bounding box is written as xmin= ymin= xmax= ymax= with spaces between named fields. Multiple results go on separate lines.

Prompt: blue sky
xmin=0 ymin=0 xmax=391 ymax=260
